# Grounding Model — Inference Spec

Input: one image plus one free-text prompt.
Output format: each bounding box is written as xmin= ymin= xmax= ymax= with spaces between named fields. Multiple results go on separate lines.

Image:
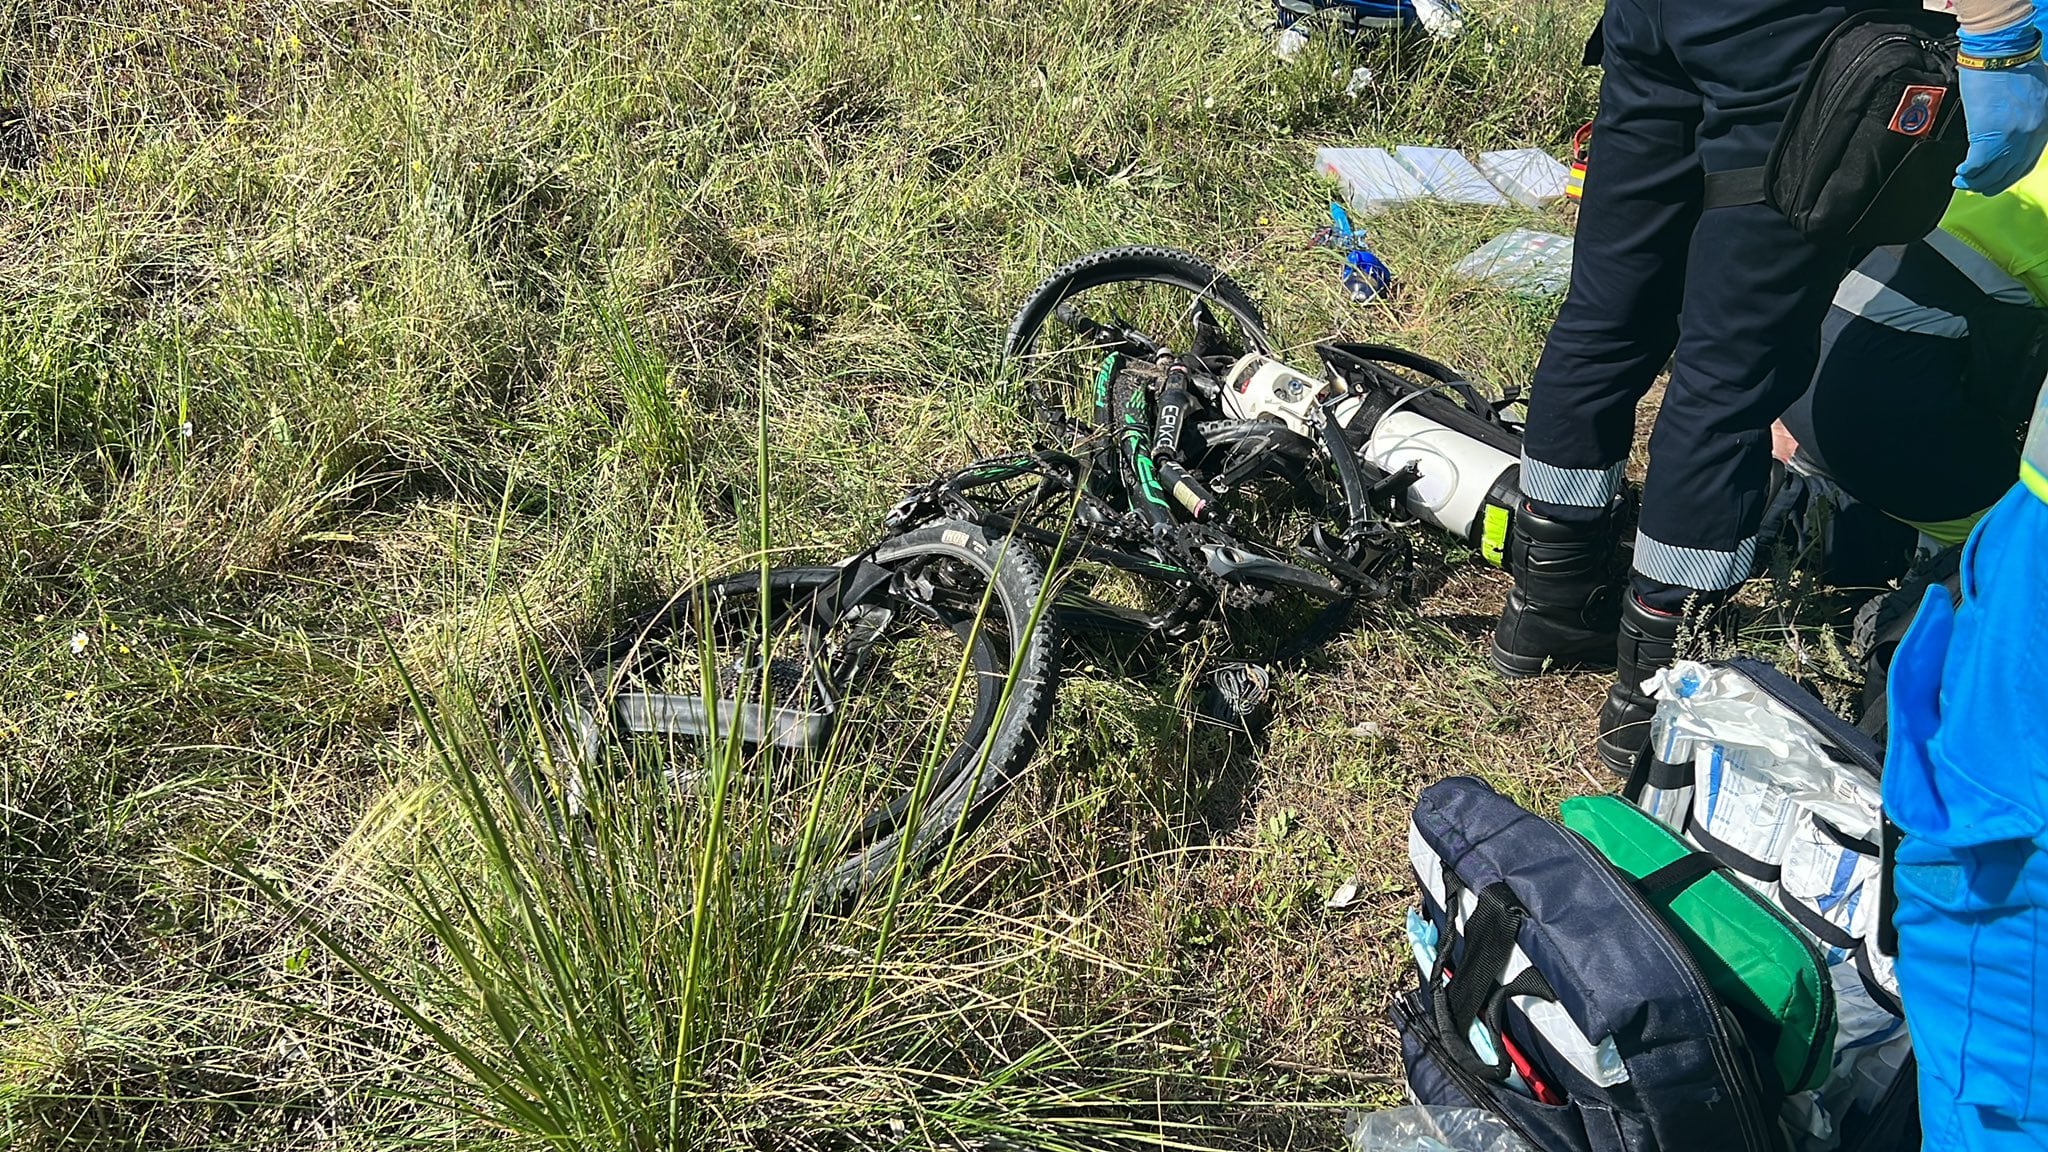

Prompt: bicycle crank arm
xmin=1200 ymin=545 xmax=1346 ymax=599
xmin=1052 ymin=593 xmax=1165 ymax=638
xmin=610 ymin=692 xmax=831 ymax=753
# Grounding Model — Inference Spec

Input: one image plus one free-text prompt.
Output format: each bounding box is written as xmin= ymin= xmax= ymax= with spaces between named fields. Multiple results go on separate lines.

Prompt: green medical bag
xmin=1562 ymin=795 xmax=1836 ymax=1094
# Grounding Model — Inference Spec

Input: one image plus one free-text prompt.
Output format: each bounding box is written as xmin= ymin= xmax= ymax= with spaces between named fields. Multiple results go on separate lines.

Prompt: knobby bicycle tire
xmin=1002 ymin=245 xmax=1275 ymax=368
xmin=816 ymin=520 xmax=1060 ymax=900
xmin=524 ymin=520 xmax=1060 ymax=905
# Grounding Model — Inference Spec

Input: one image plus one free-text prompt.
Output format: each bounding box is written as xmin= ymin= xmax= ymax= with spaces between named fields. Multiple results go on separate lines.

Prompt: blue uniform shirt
xmin=1885 ymin=377 xmax=2048 ymax=1147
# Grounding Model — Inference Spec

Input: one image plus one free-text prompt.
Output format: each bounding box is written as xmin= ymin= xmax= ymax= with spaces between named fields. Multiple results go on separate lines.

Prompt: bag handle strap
xmin=1430 ymin=882 xmax=1557 ymax=1082
xmin=1634 ymin=851 xmax=1722 ymax=896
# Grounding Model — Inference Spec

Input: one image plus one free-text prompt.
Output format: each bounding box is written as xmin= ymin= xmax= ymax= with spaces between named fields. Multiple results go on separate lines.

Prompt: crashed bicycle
xmin=511 ymin=245 xmax=1533 ymax=902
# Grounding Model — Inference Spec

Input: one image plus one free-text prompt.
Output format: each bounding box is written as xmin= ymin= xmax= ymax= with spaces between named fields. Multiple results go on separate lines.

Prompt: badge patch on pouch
xmin=1888 ymin=85 xmax=1944 ymax=137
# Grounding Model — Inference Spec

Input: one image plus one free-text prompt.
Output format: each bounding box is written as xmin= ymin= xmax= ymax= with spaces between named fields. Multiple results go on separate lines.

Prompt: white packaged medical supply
xmin=1452 ymin=230 xmax=1575 ymax=296
xmin=1395 ymin=146 xmax=1509 ymax=206
xmin=1316 ymin=147 xmax=1430 ymax=214
xmin=1476 ymin=149 xmax=1571 ymax=208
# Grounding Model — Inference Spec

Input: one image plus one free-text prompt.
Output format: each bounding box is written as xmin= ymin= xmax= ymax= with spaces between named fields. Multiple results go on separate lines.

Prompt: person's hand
xmin=1955 ymin=58 xmax=2048 ymax=194
xmin=1955 ymin=15 xmax=2048 ymax=198
xmin=1770 ymin=420 xmax=1799 ymax=465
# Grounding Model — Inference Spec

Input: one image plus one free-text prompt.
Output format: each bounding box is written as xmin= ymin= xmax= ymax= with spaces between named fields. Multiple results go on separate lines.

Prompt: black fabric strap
xmin=1778 ymin=887 xmax=1862 ymax=952
xmin=1429 ymin=862 xmax=1463 ymax=984
xmin=1644 ymin=754 xmax=1695 ymax=791
xmin=1475 ymin=966 xmax=1561 ymax=1078
xmin=1499 ymin=966 xmax=1555 ymax=1004
xmin=1879 ymin=817 xmax=1902 ymax=958
xmin=1815 ymin=817 xmax=1881 ymax=857
xmin=1635 ymin=852 xmax=1721 ymax=896
xmin=1690 ymin=822 xmax=1783 ymax=883
xmin=1445 ymin=883 xmax=1522 ymax=1033
xmin=1856 ymin=946 xmax=1904 ymax=1018
xmin=1620 ymin=740 xmax=1653 ymax=804
xmin=1431 ymin=881 xmax=1525 ymax=1082
xmin=1703 ymin=166 xmax=1769 ymax=210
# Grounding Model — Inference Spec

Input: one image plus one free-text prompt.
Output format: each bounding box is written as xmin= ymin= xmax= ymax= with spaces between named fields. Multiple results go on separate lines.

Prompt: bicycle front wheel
xmin=536 ymin=520 xmax=1060 ymax=904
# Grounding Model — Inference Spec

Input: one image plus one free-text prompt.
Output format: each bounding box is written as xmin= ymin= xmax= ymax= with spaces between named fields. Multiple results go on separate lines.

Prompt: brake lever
xmin=1052 ymin=303 xmax=1169 ymax=363
xmin=1105 ymin=311 xmax=1168 ymax=361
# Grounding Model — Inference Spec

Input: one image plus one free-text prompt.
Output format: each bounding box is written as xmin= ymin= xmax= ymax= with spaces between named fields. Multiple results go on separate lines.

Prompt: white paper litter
xmin=1411 ymin=0 xmax=1466 ymax=39
xmin=1394 ymin=146 xmax=1507 ymax=206
xmin=1316 ymin=147 xmax=1429 ymax=214
xmin=1452 ymin=229 xmax=1574 ymax=296
xmin=1476 ymin=149 xmax=1570 ymax=208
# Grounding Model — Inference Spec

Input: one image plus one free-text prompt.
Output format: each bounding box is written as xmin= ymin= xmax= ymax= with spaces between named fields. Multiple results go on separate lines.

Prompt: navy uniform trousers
xmin=1521 ymin=0 xmax=1872 ymax=608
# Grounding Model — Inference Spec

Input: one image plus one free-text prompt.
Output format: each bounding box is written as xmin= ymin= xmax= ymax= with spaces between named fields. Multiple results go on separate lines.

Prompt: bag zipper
xmin=1393 ymin=992 xmax=1546 ymax=1150
xmin=1562 ymin=833 xmax=1784 ymax=1152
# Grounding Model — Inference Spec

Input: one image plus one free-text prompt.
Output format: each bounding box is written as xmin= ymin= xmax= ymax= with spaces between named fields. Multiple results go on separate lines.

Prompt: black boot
xmin=1491 ymin=502 xmax=1625 ymax=679
xmin=1595 ymin=595 xmax=1685 ymax=776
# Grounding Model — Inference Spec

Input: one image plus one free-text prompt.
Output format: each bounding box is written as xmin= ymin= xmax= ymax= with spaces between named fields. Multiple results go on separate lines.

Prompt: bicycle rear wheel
xmin=532 ymin=521 xmax=1060 ymax=903
xmin=1003 ymin=246 xmax=1274 ymax=434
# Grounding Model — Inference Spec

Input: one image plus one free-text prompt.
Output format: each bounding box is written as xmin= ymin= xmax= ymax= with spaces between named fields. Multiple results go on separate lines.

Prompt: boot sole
xmin=1595 ymin=732 xmax=1639 ymax=779
xmin=1489 ymin=643 xmax=1616 ymax=681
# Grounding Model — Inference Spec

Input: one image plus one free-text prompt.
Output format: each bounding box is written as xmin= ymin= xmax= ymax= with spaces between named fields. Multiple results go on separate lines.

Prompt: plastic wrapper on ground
xmin=1342 ymin=1106 xmax=1531 ymax=1152
xmin=1394 ymin=146 xmax=1508 ymax=206
xmin=1451 ymin=230 xmax=1574 ymax=296
xmin=1317 ymin=147 xmax=1430 ymax=213
xmin=1476 ymin=149 xmax=1570 ymax=207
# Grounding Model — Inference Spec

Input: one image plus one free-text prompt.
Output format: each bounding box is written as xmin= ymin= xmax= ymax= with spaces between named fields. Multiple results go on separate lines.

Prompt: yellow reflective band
xmin=1899 ymin=511 xmax=1985 ymax=547
xmin=2023 ymin=461 xmax=2048 ymax=508
xmin=1482 ymin=503 xmax=1511 ymax=566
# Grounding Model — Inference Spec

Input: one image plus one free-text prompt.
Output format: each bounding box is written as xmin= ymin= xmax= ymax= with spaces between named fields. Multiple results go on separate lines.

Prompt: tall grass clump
xmin=266 ymin=622 xmax=1252 ymax=1150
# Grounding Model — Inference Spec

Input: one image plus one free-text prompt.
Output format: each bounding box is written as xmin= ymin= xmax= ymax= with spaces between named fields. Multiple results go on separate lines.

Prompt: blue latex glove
xmin=1955 ymin=59 xmax=2048 ymax=194
xmin=1955 ymin=17 xmax=2048 ymax=196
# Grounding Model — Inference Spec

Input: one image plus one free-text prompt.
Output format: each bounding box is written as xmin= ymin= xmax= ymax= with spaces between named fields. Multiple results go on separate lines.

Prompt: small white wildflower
xmin=69 ymin=630 xmax=90 ymax=657
xmin=178 ymin=420 xmax=193 ymax=439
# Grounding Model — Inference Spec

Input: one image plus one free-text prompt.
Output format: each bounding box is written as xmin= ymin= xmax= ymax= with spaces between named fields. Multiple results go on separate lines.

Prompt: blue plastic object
xmin=1278 ymin=0 xmax=1423 ymax=31
xmin=1322 ymin=202 xmax=1394 ymax=302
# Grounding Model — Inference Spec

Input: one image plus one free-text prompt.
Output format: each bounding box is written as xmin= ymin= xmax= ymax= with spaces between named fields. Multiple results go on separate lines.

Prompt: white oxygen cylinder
xmin=1363 ymin=409 xmax=1518 ymax=542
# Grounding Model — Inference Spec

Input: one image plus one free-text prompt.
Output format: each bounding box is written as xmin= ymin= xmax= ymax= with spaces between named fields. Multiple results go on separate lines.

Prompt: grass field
xmin=0 ymin=0 xmax=1854 ymax=1147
